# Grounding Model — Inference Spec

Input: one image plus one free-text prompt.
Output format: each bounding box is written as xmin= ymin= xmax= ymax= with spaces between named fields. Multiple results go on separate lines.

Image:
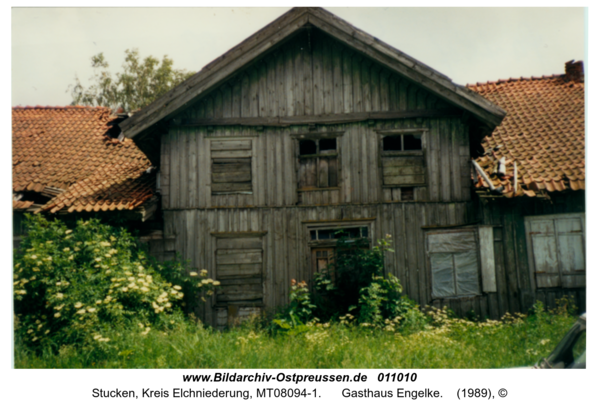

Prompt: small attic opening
xmin=106 ymin=112 xmax=129 ymax=139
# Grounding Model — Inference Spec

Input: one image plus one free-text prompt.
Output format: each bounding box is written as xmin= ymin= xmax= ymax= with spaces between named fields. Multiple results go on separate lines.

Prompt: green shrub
xmin=313 ymin=235 xmax=392 ymax=319
xmin=277 ymin=234 xmax=425 ymax=331
xmin=357 ymin=274 xmax=421 ymax=327
xmin=270 ymin=280 xmax=316 ymax=334
xmin=13 ymin=215 xmax=201 ymax=355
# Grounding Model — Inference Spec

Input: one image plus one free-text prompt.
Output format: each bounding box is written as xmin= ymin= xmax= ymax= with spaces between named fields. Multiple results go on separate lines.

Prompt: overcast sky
xmin=11 ymin=7 xmax=586 ymax=107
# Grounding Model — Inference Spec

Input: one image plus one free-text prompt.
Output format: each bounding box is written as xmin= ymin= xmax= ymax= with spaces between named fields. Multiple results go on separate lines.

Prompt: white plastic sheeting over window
xmin=428 ymin=230 xmax=480 ymax=298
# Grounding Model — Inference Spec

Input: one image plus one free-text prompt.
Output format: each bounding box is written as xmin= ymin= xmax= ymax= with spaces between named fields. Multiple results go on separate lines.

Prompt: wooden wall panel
xmin=183 ymin=29 xmax=452 ymax=121
xmin=152 ymin=27 xmax=534 ymax=324
xmin=165 ymin=203 xmax=477 ymax=321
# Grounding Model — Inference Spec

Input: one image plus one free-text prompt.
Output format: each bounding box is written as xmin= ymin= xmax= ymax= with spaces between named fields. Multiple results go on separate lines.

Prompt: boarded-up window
xmin=211 ymin=140 xmax=252 ymax=194
xmin=380 ymin=133 xmax=426 ymax=187
xmin=214 ymin=233 xmax=264 ymax=305
xmin=428 ymin=229 xmax=481 ymax=298
xmin=525 ymin=213 xmax=585 ymax=288
xmin=297 ymin=138 xmax=338 ymax=189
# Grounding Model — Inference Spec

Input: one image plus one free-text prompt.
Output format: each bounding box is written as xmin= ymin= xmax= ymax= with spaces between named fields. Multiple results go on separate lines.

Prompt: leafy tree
xmin=69 ymin=49 xmax=194 ymax=112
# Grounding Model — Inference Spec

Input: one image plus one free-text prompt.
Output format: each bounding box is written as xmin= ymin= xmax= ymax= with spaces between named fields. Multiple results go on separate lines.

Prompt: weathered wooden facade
xmin=473 ymin=193 xmax=585 ymax=319
xmin=121 ymin=8 xmax=585 ymax=326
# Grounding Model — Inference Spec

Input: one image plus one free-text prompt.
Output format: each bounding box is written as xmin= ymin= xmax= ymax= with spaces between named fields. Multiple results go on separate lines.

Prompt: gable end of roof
xmin=120 ymin=7 xmax=506 ymax=141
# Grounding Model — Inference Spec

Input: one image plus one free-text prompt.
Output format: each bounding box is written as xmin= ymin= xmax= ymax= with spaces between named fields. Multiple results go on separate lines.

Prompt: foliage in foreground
xmin=13 ymin=215 xmax=217 ymax=357
xmin=14 ymin=303 xmax=578 ymax=369
xmin=273 ymin=234 xmax=425 ymax=332
xmin=69 ymin=48 xmax=194 ymax=112
xmin=13 ymin=218 xmax=580 ymax=368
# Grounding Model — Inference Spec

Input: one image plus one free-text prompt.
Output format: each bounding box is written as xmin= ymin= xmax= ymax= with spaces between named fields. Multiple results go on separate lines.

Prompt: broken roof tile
xmin=469 ymin=61 xmax=584 ymax=199
xmin=12 ymin=106 xmax=155 ymax=213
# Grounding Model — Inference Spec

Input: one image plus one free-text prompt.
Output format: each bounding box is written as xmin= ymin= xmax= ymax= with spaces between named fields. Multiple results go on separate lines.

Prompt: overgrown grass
xmin=14 ymin=306 xmax=576 ymax=369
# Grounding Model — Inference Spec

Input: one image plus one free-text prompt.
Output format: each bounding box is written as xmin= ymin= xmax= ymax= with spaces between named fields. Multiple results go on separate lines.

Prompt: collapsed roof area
xmin=469 ymin=60 xmax=584 ymax=199
xmin=12 ymin=106 xmax=156 ymax=218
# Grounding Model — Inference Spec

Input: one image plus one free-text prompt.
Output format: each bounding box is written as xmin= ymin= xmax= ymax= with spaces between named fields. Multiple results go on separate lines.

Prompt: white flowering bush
xmin=13 ymin=215 xmax=187 ymax=353
xmin=152 ymin=256 xmax=220 ymax=315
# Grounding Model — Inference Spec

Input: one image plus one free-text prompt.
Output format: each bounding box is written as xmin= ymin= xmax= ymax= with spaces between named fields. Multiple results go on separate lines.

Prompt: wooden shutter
xmin=211 ymin=140 xmax=252 ymax=194
xmin=215 ymin=235 xmax=263 ymax=305
xmin=299 ymin=155 xmax=338 ymax=188
xmin=478 ymin=225 xmax=497 ymax=292
xmin=382 ymin=156 xmax=425 ymax=186
xmin=530 ymin=219 xmax=561 ymax=287
xmin=526 ymin=213 xmax=585 ymax=289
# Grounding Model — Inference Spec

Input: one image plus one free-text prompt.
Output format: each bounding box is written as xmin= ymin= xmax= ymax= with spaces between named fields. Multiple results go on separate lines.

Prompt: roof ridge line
xmin=12 ymin=105 xmax=111 ymax=110
xmin=467 ymin=73 xmax=566 ymax=88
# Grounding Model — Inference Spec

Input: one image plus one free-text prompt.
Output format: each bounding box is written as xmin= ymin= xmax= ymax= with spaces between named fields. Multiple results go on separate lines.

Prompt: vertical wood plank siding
xmin=183 ymin=30 xmax=453 ymax=122
xmin=154 ymin=28 xmax=585 ymax=322
xmin=164 ymin=202 xmax=478 ymax=322
xmin=475 ymin=192 xmax=586 ymax=316
xmin=165 ymin=117 xmax=469 ymax=208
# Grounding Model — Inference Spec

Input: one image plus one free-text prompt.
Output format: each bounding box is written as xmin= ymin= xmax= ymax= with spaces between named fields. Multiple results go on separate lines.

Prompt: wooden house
xmin=118 ymin=7 xmax=584 ymax=327
xmin=468 ymin=60 xmax=586 ymax=316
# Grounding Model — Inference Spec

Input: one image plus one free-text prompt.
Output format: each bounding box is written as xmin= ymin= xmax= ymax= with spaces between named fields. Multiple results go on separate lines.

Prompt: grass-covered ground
xmin=13 ymin=216 xmax=579 ymax=369
xmin=14 ymin=307 xmax=576 ymax=369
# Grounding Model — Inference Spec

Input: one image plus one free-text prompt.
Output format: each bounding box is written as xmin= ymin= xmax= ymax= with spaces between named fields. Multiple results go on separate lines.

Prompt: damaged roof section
xmin=468 ymin=60 xmax=584 ymax=198
xmin=12 ymin=106 xmax=155 ymax=215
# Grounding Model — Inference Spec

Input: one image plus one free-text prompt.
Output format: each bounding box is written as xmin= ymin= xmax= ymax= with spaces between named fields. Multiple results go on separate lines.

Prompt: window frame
xmin=427 ymin=227 xmax=483 ymax=299
xmin=377 ymin=129 xmax=428 ymax=188
xmin=293 ymin=131 xmax=344 ymax=191
xmin=305 ymin=219 xmax=375 ymax=281
xmin=305 ymin=219 xmax=375 ymax=248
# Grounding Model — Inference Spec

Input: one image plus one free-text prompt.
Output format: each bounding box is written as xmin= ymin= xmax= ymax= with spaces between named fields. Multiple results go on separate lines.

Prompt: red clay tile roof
xmin=467 ymin=61 xmax=584 ymax=198
xmin=12 ymin=106 xmax=155 ymax=213
xmin=12 ymin=200 xmax=35 ymax=211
